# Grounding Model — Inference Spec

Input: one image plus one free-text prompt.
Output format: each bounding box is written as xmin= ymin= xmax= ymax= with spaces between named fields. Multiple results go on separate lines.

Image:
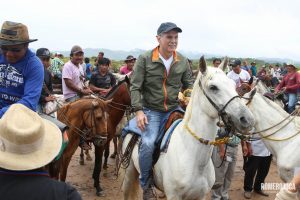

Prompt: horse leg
xmin=79 ymin=148 xmax=84 ymax=165
xmin=48 ymin=158 xmax=61 ymax=179
xmin=123 ymin=159 xmax=140 ymax=200
xmin=103 ymin=143 xmax=109 ymax=170
xmin=93 ymin=146 xmax=105 ymax=196
xmin=60 ymin=138 xmax=79 ymax=181
xmin=110 ymin=136 xmax=118 ymax=159
xmin=85 ymin=149 xmax=92 ymax=161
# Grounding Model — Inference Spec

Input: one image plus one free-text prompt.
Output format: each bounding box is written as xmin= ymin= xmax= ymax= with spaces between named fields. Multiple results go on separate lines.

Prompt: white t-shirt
xmin=250 ymin=136 xmax=271 ymax=157
xmin=227 ymin=69 xmax=251 ymax=87
xmin=159 ymin=53 xmax=173 ymax=75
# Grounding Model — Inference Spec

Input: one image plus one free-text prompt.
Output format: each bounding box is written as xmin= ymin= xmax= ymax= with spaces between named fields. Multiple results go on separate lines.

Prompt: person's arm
xmin=286 ymin=73 xmax=300 ymax=91
xmin=130 ymin=55 xmax=146 ymax=112
xmin=0 ymin=59 xmax=44 ymax=117
xmin=181 ymin=59 xmax=194 ymax=90
xmin=275 ymin=77 xmax=286 ymax=93
xmin=64 ymin=78 xmax=92 ymax=95
xmin=89 ymin=83 xmax=107 ymax=93
xmin=130 ymin=55 xmax=148 ymax=131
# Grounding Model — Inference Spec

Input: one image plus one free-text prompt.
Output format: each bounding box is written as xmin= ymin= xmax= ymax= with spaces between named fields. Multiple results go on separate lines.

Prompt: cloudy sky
xmin=1 ymin=0 xmax=300 ymax=60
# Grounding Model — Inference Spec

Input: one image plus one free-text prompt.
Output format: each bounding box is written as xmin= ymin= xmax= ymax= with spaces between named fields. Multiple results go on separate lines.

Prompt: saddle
xmin=120 ymin=109 xmax=185 ymax=168
xmin=164 ymin=111 xmax=184 ymax=132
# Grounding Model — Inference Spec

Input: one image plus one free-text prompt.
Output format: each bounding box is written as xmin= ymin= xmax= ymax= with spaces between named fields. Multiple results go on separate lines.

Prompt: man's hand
xmin=218 ymin=144 xmax=225 ymax=160
xmin=242 ymin=143 xmax=249 ymax=157
xmin=45 ymin=95 xmax=56 ymax=102
xmin=136 ymin=110 xmax=148 ymax=132
xmin=81 ymin=88 xmax=93 ymax=95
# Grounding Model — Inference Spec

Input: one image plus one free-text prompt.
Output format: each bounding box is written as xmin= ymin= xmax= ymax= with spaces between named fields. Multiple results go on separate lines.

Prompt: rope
xmin=183 ymin=124 xmax=230 ymax=146
xmin=115 ymin=135 xmax=139 ymax=177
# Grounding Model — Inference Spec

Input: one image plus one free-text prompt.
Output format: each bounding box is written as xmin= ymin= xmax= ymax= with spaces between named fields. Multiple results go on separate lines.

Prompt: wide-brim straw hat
xmin=0 ymin=21 xmax=37 ymax=46
xmin=0 ymin=104 xmax=62 ymax=171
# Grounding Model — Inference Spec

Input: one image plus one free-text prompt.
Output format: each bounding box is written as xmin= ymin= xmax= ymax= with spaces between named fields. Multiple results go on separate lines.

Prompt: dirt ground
xmin=66 ymin=146 xmax=283 ymax=200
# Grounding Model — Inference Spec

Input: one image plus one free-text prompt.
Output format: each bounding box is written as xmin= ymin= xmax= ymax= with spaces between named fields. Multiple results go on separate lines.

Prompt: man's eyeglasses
xmin=1 ymin=46 xmax=24 ymax=53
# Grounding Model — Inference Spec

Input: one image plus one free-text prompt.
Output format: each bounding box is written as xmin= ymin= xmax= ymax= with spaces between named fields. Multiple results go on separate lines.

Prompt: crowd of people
xmin=0 ymin=20 xmax=300 ymax=200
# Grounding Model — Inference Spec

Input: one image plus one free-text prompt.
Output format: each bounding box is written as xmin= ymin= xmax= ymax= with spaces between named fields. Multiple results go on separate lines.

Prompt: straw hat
xmin=0 ymin=21 xmax=37 ymax=46
xmin=0 ymin=104 xmax=62 ymax=171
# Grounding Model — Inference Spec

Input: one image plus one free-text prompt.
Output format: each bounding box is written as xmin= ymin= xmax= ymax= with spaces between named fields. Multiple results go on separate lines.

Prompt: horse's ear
xmin=249 ymin=76 xmax=254 ymax=85
xmin=125 ymin=75 xmax=130 ymax=84
xmin=199 ymin=56 xmax=207 ymax=74
xmin=218 ymin=56 xmax=228 ymax=72
xmin=250 ymin=87 xmax=257 ymax=98
xmin=244 ymin=87 xmax=257 ymax=100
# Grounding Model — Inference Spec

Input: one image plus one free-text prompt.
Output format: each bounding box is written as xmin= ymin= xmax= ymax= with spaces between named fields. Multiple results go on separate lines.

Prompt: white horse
xmin=244 ymin=88 xmax=300 ymax=182
xmin=255 ymin=79 xmax=284 ymax=108
xmin=122 ymin=57 xmax=255 ymax=200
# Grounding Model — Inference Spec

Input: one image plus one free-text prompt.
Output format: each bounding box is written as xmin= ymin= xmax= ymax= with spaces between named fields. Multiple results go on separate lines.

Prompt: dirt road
xmin=67 ymin=146 xmax=283 ymax=200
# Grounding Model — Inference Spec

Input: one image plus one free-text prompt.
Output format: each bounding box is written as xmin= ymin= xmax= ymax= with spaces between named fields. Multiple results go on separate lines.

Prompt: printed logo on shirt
xmin=0 ymin=64 xmax=24 ymax=88
xmin=0 ymin=93 xmax=21 ymax=103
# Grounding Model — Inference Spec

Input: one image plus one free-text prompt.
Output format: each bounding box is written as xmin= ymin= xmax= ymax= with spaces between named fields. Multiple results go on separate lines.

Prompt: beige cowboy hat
xmin=0 ymin=21 xmax=37 ymax=46
xmin=0 ymin=104 xmax=62 ymax=171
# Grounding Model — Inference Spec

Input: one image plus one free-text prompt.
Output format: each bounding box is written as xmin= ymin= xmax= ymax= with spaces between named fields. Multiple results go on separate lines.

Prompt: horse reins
xmin=58 ymin=99 xmax=105 ymax=141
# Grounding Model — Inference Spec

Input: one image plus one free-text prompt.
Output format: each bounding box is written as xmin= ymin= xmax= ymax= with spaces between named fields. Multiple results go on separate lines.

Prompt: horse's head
xmin=197 ymin=56 xmax=255 ymax=133
xmin=236 ymin=77 xmax=253 ymax=96
xmin=82 ymin=98 xmax=111 ymax=147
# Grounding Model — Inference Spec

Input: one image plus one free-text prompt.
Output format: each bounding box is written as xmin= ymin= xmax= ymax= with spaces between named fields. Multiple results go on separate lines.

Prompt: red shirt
xmin=119 ymin=65 xmax=132 ymax=75
xmin=276 ymin=72 xmax=300 ymax=94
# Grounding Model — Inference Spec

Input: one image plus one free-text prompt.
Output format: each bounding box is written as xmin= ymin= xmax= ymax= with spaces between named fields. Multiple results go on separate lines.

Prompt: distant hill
xmin=53 ymin=48 xmax=299 ymax=64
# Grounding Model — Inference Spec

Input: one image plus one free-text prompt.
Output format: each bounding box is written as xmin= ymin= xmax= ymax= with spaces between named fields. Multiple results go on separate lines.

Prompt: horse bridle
xmin=83 ymin=104 xmax=108 ymax=143
xmin=59 ymin=99 xmax=108 ymax=144
xmin=198 ymin=79 xmax=240 ymax=130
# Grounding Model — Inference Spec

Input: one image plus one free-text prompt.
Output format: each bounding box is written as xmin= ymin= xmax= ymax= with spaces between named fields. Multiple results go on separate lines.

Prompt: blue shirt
xmin=0 ymin=49 xmax=44 ymax=117
xmin=251 ymin=66 xmax=257 ymax=76
xmin=85 ymin=63 xmax=92 ymax=79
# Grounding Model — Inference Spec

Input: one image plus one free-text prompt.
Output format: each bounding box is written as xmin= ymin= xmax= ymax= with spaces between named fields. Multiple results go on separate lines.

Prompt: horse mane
xmin=103 ymin=76 xmax=130 ymax=100
xmin=256 ymin=92 xmax=288 ymax=117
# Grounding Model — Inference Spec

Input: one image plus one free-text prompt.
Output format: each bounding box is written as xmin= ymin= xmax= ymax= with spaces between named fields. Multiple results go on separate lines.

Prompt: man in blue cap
xmin=0 ymin=21 xmax=43 ymax=118
xmin=130 ymin=22 xmax=193 ymax=200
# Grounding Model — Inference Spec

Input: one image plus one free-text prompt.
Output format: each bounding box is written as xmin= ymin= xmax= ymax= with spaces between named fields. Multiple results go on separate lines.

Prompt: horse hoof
xmin=110 ymin=152 xmax=117 ymax=159
xmin=96 ymin=187 xmax=104 ymax=197
xmin=96 ymin=191 xmax=105 ymax=197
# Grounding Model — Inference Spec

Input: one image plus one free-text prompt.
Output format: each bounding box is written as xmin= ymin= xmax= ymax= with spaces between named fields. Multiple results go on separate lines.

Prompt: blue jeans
xmin=287 ymin=93 xmax=297 ymax=114
xmin=139 ymin=107 xmax=172 ymax=189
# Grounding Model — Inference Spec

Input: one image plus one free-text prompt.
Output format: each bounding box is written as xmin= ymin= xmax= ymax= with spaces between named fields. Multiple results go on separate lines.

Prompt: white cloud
xmin=1 ymin=0 xmax=300 ymax=60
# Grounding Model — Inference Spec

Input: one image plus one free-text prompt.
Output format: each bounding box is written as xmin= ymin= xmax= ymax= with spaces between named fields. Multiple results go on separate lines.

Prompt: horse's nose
xmin=240 ymin=116 xmax=249 ymax=126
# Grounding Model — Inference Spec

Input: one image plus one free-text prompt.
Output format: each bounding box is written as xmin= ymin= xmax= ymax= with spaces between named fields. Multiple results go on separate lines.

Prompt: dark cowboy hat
xmin=125 ymin=55 xmax=136 ymax=62
xmin=0 ymin=21 xmax=37 ymax=46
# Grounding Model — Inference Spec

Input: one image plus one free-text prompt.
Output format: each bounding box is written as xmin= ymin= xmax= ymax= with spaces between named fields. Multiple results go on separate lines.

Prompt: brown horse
xmin=56 ymin=97 xmax=110 ymax=196
xmin=103 ymin=76 xmax=131 ymax=169
xmin=79 ymin=76 xmax=132 ymax=196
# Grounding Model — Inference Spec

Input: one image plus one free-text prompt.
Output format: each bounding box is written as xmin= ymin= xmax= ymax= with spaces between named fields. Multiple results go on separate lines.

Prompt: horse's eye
xmin=209 ymin=85 xmax=218 ymax=91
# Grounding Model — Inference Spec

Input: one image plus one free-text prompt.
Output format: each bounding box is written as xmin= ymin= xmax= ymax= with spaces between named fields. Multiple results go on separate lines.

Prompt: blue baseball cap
xmin=157 ymin=22 xmax=182 ymax=35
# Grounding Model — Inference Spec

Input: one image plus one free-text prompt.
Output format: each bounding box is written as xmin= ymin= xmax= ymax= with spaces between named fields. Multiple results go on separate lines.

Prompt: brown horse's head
xmin=58 ymin=98 xmax=111 ymax=147
xmin=82 ymin=98 xmax=111 ymax=147
xmin=236 ymin=77 xmax=254 ymax=96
